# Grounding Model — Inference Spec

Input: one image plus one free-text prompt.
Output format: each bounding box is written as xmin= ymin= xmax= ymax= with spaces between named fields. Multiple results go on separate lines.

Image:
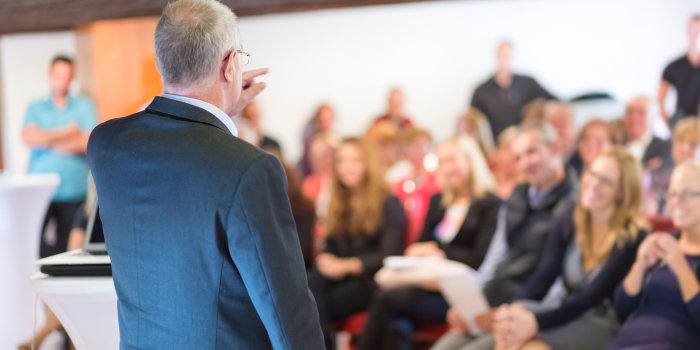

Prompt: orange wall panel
xmin=76 ymin=17 xmax=162 ymax=122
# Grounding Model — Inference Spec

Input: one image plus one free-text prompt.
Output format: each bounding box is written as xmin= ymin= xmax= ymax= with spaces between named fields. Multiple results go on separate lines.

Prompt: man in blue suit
xmin=87 ymin=0 xmax=324 ymax=348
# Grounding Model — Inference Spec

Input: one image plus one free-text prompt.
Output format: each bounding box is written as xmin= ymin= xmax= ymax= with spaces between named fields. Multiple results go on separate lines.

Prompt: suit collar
xmin=145 ymin=96 xmax=234 ymax=136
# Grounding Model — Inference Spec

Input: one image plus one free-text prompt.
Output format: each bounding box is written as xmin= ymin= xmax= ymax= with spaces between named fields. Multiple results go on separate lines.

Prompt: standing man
xmin=658 ymin=15 xmax=700 ymax=128
xmin=22 ymin=55 xmax=96 ymax=259
xmin=471 ymin=41 xmax=555 ymax=140
xmin=87 ymin=0 xmax=324 ymax=349
xmin=373 ymin=88 xmax=414 ymax=129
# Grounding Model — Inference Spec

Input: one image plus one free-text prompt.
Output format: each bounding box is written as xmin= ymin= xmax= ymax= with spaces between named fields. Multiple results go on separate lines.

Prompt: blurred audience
xmin=393 ymin=128 xmax=441 ymax=244
xmin=568 ymin=119 xmax=614 ymax=176
xmin=487 ymin=148 xmax=646 ymax=350
xmin=622 ymin=96 xmax=671 ymax=169
xmin=307 ymin=137 xmax=405 ymax=348
xmin=280 ymin=160 xmax=315 ymax=269
xmin=299 ymin=104 xmax=339 ymax=176
xmin=455 ymin=107 xmax=496 ymax=158
xmin=366 ymin=120 xmax=411 ymax=185
xmin=302 ymin=134 xmax=337 ymax=240
xmin=610 ymin=161 xmax=700 ymax=350
xmin=490 ymin=126 xmax=521 ymax=200
xmin=431 ymin=121 xmax=578 ymax=349
xmin=644 ymin=117 xmax=700 ymax=215
xmin=471 ymin=41 xmax=555 ymax=140
xmin=359 ymin=136 xmax=500 ymax=350
xmin=374 ymin=89 xmax=414 ymax=130
xmin=658 ymin=15 xmax=700 ymax=127
xmin=238 ymin=101 xmax=281 ymax=154
xmin=544 ymin=101 xmax=577 ymax=160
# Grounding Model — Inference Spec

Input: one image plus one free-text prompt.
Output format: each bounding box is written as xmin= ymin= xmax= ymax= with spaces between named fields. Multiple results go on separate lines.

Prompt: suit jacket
xmin=483 ymin=172 xmax=578 ymax=306
xmin=418 ymin=192 xmax=501 ymax=269
xmin=87 ymin=96 xmax=324 ymax=349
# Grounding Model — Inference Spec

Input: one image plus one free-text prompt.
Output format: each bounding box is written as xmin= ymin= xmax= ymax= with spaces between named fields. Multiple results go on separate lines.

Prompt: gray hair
xmin=516 ymin=120 xmax=559 ymax=146
xmin=155 ymin=0 xmax=240 ymax=87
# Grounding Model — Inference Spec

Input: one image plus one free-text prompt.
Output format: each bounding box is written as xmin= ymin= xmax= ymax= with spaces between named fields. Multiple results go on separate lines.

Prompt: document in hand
xmin=436 ymin=261 xmax=490 ymax=335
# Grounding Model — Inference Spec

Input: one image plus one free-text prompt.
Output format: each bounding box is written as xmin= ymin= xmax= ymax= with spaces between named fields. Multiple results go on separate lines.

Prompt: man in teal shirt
xmin=22 ymin=55 xmax=96 ymax=258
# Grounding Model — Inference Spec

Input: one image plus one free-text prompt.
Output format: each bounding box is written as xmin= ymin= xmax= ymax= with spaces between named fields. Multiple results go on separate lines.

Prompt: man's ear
xmin=222 ymin=51 xmax=237 ymax=83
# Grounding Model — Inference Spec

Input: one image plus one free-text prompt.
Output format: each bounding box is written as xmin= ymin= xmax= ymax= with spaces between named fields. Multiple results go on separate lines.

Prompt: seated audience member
xmin=644 ymin=117 xmax=700 ymax=215
xmin=358 ymin=136 xmax=500 ymax=350
xmin=520 ymin=98 xmax=547 ymax=124
xmin=543 ymin=101 xmax=576 ymax=160
xmin=623 ymin=96 xmax=671 ymax=169
xmin=607 ymin=119 xmax=627 ymax=146
xmin=374 ymin=88 xmax=414 ymax=130
xmin=481 ymin=147 xmax=646 ymax=350
xmin=366 ymin=120 xmax=409 ymax=185
xmin=471 ymin=41 xmax=555 ymax=141
xmin=299 ymin=104 xmax=339 ymax=176
xmin=609 ymin=161 xmax=700 ymax=350
xmin=568 ymin=119 xmax=614 ymax=176
xmin=393 ymin=128 xmax=441 ymax=244
xmin=302 ymin=134 xmax=337 ymax=239
xmin=490 ymin=126 xmax=520 ymax=200
xmin=277 ymin=160 xmax=315 ymax=268
xmin=455 ymin=107 xmax=496 ymax=158
xmin=238 ymin=101 xmax=280 ymax=153
xmin=307 ymin=137 xmax=405 ymax=348
xmin=430 ymin=121 xmax=578 ymax=348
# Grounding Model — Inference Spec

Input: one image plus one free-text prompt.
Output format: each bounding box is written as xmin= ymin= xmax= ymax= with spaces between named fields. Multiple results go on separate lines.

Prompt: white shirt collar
xmin=161 ymin=94 xmax=238 ymax=137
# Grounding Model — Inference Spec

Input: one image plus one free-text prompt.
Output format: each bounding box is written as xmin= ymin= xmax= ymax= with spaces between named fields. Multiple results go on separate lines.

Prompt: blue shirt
xmin=24 ymin=95 xmax=97 ymax=201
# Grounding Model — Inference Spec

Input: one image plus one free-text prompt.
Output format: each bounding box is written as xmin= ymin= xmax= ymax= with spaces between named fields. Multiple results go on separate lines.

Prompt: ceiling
xmin=0 ymin=0 xmax=439 ymax=34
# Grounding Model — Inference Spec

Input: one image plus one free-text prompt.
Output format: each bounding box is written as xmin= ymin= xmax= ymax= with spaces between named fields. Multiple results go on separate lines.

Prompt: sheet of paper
xmin=437 ymin=262 xmax=490 ymax=335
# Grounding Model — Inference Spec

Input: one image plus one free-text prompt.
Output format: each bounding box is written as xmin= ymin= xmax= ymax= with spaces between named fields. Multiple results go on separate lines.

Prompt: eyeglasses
xmin=583 ymin=169 xmax=617 ymax=188
xmin=666 ymin=190 xmax=700 ymax=202
xmin=222 ymin=49 xmax=251 ymax=66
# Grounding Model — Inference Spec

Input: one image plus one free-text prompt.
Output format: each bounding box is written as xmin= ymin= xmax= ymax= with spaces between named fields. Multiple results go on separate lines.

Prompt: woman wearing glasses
xmin=449 ymin=147 xmax=646 ymax=350
xmin=607 ymin=161 xmax=700 ymax=350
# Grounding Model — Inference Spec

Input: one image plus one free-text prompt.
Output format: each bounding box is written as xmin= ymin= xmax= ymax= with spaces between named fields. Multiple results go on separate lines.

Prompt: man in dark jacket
xmin=87 ymin=0 xmax=324 ymax=349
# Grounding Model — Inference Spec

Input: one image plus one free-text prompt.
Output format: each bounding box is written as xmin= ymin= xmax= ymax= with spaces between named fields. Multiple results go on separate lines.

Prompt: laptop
xmin=35 ymin=201 xmax=112 ymax=276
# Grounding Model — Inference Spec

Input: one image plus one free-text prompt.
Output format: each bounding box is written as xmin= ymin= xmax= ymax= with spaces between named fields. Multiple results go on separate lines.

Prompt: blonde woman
xmin=358 ymin=136 xmax=500 ymax=350
xmin=307 ymin=137 xmax=405 ymax=348
xmin=609 ymin=161 xmax=700 ymax=349
xmin=441 ymin=147 xmax=646 ymax=350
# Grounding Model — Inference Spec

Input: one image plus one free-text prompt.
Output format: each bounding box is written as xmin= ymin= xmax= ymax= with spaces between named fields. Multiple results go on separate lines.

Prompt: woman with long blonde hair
xmin=609 ymin=161 xmax=700 ymax=349
xmin=488 ymin=147 xmax=647 ymax=350
xmin=359 ymin=135 xmax=501 ymax=350
xmin=307 ymin=137 xmax=405 ymax=348
xmin=437 ymin=147 xmax=646 ymax=350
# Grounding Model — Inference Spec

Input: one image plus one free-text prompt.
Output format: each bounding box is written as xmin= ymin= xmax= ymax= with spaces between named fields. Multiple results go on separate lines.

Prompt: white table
xmin=0 ymin=173 xmax=59 ymax=349
xmin=31 ymin=273 xmax=119 ymax=350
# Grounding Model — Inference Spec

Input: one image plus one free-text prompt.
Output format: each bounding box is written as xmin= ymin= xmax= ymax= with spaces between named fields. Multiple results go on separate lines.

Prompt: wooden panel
xmin=76 ymin=17 xmax=163 ymax=122
xmin=0 ymin=0 xmax=438 ymax=34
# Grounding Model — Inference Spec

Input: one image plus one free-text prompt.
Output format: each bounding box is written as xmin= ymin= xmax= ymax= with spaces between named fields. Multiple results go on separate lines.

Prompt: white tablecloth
xmin=0 ymin=174 xmax=59 ymax=349
xmin=31 ymin=273 xmax=118 ymax=350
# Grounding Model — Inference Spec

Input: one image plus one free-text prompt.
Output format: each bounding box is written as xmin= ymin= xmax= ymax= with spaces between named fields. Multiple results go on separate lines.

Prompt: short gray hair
xmin=155 ymin=0 xmax=240 ymax=87
xmin=516 ymin=120 xmax=559 ymax=146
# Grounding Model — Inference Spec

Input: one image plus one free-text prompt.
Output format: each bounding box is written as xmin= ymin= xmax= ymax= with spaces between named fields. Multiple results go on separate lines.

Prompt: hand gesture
xmin=446 ymin=308 xmax=470 ymax=334
xmin=635 ymin=233 xmax=665 ymax=271
xmin=316 ymin=253 xmax=347 ymax=280
xmin=232 ymin=68 xmax=268 ymax=116
xmin=493 ymin=304 xmax=538 ymax=349
xmin=655 ymin=234 xmax=688 ymax=276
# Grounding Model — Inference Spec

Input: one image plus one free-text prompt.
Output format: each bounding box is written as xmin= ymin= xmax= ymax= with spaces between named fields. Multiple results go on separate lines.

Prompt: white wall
xmin=1 ymin=31 xmax=76 ymax=174
xmin=2 ymin=0 xmax=700 ymax=171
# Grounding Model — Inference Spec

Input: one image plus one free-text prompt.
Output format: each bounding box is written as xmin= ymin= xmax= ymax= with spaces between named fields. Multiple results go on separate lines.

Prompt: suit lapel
xmin=145 ymin=96 xmax=232 ymax=135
